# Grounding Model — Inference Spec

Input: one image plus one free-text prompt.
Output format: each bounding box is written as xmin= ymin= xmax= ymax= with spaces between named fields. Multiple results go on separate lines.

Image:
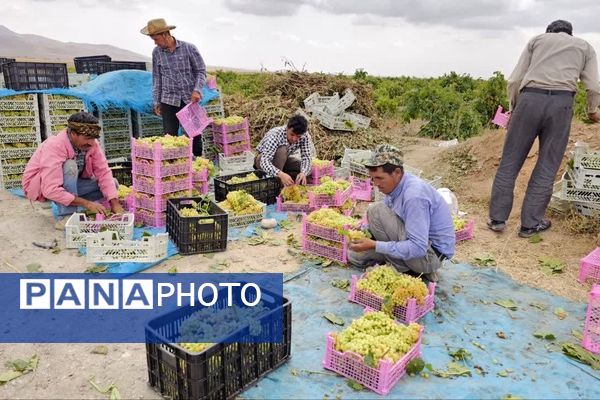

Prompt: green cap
xmin=363 ymin=144 xmax=404 ymax=167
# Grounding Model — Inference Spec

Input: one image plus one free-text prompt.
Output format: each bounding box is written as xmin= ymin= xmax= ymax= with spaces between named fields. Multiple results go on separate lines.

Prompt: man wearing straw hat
xmin=141 ymin=18 xmax=206 ymax=156
xmin=22 ymin=112 xmax=124 ymax=230
xmin=488 ymin=20 xmax=600 ymax=238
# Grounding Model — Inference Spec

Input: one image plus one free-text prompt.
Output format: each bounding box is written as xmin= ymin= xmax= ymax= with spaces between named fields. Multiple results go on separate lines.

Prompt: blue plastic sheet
xmin=243 ymin=262 xmax=600 ymax=399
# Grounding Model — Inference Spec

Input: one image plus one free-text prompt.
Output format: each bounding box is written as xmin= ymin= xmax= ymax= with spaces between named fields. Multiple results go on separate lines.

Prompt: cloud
xmin=224 ymin=0 xmax=600 ymax=33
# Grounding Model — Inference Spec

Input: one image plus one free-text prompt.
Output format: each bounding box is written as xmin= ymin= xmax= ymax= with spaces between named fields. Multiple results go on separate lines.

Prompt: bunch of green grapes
xmin=333 ymin=311 xmax=421 ymax=365
xmin=218 ymin=190 xmax=262 ymax=215
xmin=2 ymin=158 xmax=29 ymax=165
xmin=117 ymin=185 xmax=133 ymax=199
xmin=213 ymin=116 xmax=245 ymax=126
xmin=308 ymin=236 xmax=343 ymax=249
xmin=453 ymin=215 xmax=466 ymax=231
xmin=307 ymin=208 xmax=359 ymax=230
xmin=1 ymin=142 xmax=36 ymax=149
xmin=226 ymin=172 xmax=259 ymax=185
xmin=281 ymin=185 xmax=309 ymax=204
xmin=311 ymin=159 xmax=332 ymax=168
xmin=356 ymin=265 xmax=429 ymax=308
xmin=138 ymin=134 xmax=189 ymax=148
xmin=311 ymin=176 xmax=351 ymax=195
xmin=192 ymin=157 xmax=216 ymax=177
xmin=2 ymin=127 xmax=35 ymax=133
xmin=179 ymin=342 xmax=214 ymax=353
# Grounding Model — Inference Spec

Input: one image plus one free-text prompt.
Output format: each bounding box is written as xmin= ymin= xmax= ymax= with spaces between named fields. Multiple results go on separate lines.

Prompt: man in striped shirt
xmin=255 ymin=115 xmax=313 ymax=186
xmin=141 ymin=18 xmax=206 ymax=155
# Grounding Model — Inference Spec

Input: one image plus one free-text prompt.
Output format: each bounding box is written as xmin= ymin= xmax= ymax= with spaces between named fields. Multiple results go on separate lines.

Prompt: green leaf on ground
xmin=323 ymin=312 xmax=344 ymax=326
xmin=331 ymin=279 xmax=350 ymax=290
xmin=26 ymin=263 xmax=42 ymax=273
xmin=538 ymin=257 xmax=565 ymax=274
xmin=497 ymin=370 xmax=511 ymax=377
xmin=571 ymin=330 xmax=583 ymax=340
xmin=279 ymin=220 xmax=293 ymax=230
xmin=473 ymin=256 xmax=496 ymax=267
xmin=167 ymin=266 xmax=177 ymax=275
xmin=0 ymin=370 xmax=22 ymax=384
xmin=85 ymin=265 xmax=108 ymax=273
xmin=449 ymin=348 xmax=471 ymax=361
xmin=432 ymin=362 xmax=472 ymax=378
xmin=561 ymin=343 xmax=600 ymax=370
xmin=472 ymin=341 xmax=486 ymax=350
xmin=494 ymin=299 xmax=517 ymax=311
xmin=554 ymin=308 xmax=568 ymax=320
xmin=533 ymin=332 xmax=556 ymax=341
xmin=529 ymin=302 xmax=547 ymax=310
xmin=347 ymin=380 xmax=364 ymax=391
xmin=91 ymin=346 xmax=109 ymax=355
xmin=528 ymin=234 xmax=543 ymax=244
xmin=406 ymin=358 xmax=425 ymax=375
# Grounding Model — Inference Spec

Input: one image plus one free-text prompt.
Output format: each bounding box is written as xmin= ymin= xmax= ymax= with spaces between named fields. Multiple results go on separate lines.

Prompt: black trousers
xmin=160 ymin=102 xmax=203 ymax=156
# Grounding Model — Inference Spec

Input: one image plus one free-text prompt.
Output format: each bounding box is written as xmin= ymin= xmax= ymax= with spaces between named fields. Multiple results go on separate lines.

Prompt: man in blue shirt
xmin=348 ymin=144 xmax=455 ymax=282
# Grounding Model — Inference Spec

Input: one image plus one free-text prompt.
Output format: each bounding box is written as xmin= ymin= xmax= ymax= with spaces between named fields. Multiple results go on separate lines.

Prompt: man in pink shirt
xmin=22 ymin=112 xmax=124 ymax=229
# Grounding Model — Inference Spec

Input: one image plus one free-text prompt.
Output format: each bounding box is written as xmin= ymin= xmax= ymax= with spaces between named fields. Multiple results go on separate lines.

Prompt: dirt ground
xmin=1 ymin=121 xmax=599 ymax=399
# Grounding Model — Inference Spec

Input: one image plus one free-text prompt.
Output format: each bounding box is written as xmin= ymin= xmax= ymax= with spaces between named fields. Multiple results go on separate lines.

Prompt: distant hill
xmin=0 ymin=25 xmax=149 ymax=63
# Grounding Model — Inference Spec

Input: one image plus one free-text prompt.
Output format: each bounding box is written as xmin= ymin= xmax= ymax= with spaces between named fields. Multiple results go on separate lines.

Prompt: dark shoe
xmin=518 ymin=219 xmax=552 ymax=238
xmin=486 ymin=219 xmax=506 ymax=232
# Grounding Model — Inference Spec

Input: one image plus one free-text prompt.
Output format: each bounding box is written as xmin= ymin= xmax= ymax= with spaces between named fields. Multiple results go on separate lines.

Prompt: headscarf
xmin=67 ymin=121 xmax=101 ymax=138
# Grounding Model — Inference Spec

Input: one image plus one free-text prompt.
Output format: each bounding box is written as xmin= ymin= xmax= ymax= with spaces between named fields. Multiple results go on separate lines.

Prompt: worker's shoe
xmin=486 ymin=219 xmax=506 ymax=232
xmin=518 ymin=219 xmax=551 ymax=238
xmin=54 ymin=216 xmax=69 ymax=231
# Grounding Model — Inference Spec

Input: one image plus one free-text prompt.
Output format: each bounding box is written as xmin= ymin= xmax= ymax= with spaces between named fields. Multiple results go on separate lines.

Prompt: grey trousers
xmin=347 ymin=202 xmax=443 ymax=274
xmin=255 ymin=145 xmax=301 ymax=180
xmin=489 ymin=90 xmax=574 ymax=228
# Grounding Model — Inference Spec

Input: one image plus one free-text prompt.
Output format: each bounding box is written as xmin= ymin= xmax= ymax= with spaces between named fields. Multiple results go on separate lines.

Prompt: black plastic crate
xmin=2 ymin=62 xmax=68 ymax=90
xmin=214 ymin=170 xmax=280 ymax=205
xmin=166 ymin=197 xmax=228 ymax=255
xmin=0 ymin=57 xmax=15 ymax=67
xmin=145 ymin=295 xmax=292 ymax=400
xmin=73 ymin=55 xmax=111 ymax=74
xmin=108 ymin=161 xmax=132 ymax=186
xmin=97 ymin=61 xmax=147 ymax=74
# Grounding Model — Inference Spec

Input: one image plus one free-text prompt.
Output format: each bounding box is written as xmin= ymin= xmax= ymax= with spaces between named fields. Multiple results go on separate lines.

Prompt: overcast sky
xmin=2 ymin=0 xmax=600 ymax=78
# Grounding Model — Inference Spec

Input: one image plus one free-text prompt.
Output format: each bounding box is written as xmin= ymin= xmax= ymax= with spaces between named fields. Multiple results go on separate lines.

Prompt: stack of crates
xmin=41 ymin=94 xmax=86 ymax=137
xmin=98 ymin=107 xmax=132 ymax=160
xmin=0 ymin=94 xmax=41 ymax=189
xmin=212 ymin=117 xmax=251 ymax=156
xmin=131 ymin=137 xmax=193 ymax=227
xmin=204 ymin=90 xmax=225 ymax=119
xmin=561 ymin=145 xmax=600 ymax=216
xmin=135 ymin=112 xmax=164 ymax=137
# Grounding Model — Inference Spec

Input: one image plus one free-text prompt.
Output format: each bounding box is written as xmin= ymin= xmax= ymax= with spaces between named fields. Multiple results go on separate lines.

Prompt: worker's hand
xmin=154 ymin=104 xmax=161 ymax=116
xmin=191 ymin=90 xmax=202 ymax=103
xmin=349 ymin=238 xmax=376 ymax=253
xmin=277 ymin=171 xmax=294 ymax=187
xmin=295 ymin=172 xmax=307 ymax=186
xmin=110 ymin=199 xmax=125 ymax=215
xmin=588 ymin=111 xmax=600 ymax=123
xmin=85 ymin=201 xmax=108 ymax=215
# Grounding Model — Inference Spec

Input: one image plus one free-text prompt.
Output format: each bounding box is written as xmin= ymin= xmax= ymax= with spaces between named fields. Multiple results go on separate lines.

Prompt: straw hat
xmin=140 ymin=18 xmax=176 ymax=35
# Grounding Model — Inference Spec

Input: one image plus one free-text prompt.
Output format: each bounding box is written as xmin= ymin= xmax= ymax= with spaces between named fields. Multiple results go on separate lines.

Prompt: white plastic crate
xmin=85 ymin=231 xmax=169 ymax=263
xmin=226 ymin=202 xmax=266 ymax=230
xmin=64 ymin=213 xmax=135 ymax=249
xmin=561 ymin=177 xmax=600 ymax=203
xmin=324 ymin=88 xmax=356 ymax=116
xmin=574 ymin=151 xmax=600 ymax=171
xmin=0 ymin=94 xmax=38 ymax=111
xmin=573 ymin=167 xmax=600 ymax=190
xmin=343 ymin=112 xmax=371 ymax=129
xmin=136 ymin=112 xmax=164 ymax=137
xmin=574 ymin=201 xmax=600 ymax=217
xmin=204 ymin=94 xmax=225 ymax=118
xmin=341 ymin=148 xmax=372 ymax=170
xmin=41 ymin=94 xmax=86 ymax=136
xmin=303 ymin=92 xmax=339 ymax=113
xmin=218 ymin=151 xmax=255 ymax=174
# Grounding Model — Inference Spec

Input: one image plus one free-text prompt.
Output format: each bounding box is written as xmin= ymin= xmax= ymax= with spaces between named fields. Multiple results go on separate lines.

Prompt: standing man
xmin=255 ymin=115 xmax=313 ymax=186
xmin=141 ymin=18 xmax=206 ymax=156
xmin=22 ymin=112 xmax=124 ymax=229
xmin=488 ymin=20 xmax=600 ymax=238
xmin=347 ymin=145 xmax=455 ymax=283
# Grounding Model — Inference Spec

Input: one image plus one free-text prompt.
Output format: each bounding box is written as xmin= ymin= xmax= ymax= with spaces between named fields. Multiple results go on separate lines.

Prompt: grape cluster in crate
xmin=41 ymin=94 xmax=86 ymax=136
xmin=0 ymin=94 xmax=41 ymax=189
xmin=98 ymin=107 xmax=133 ymax=160
xmin=131 ymin=135 xmax=193 ymax=228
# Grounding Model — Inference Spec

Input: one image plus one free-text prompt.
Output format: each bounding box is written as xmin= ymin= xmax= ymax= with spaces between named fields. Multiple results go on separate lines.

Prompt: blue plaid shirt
xmin=152 ymin=38 xmax=206 ymax=107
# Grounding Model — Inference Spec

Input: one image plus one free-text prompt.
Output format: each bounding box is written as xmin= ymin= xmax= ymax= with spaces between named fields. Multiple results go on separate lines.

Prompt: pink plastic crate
xmin=276 ymin=195 xmax=314 ymax=213
xmin=133 ymin=159 xmax=190 ymax=178
xmin=350 ymin=176 xmax=373 ymax=201
xmin=455 ymin=219 xmax=475 ymax=242
xmin=132 ymin=137 xmax=191 ymax=161
xmin=348 ymin=274 xmax=435 ymax=323
xmin=176 ymin=102 xmax=213 ymax=138
xmin=212 ymin=129 xmax=250 ymax=145
xmin=310 ymin=161 xmax=335 ymax=185
xmin=193 ymin=180 xmax=209 ymax=195
xmin=583 ymin=284 xmax=600 ymax=355
xmin=322 ymin=326 xmax=423 ymax=395
xmin=308 ymin=185 xmax=352 ymax=208
xmin=301 ymin=215 xmax=349 ymax=262
xmin=192 ymin=167 xmax=209 ymax=182
xmin=579 ymin=247 xmax=600 ymax=283
xmin=134 ymin=175 xmax=192 ymax=196
xmin=215 ymin=140 xmax=251 ymax=156
xmin=136 ymin=193 xmax=168 ymax=212
xmin=135 ymin=208 xmax=166 ymax=228
xmin=119 ymin=194 xmax=135 ymax=212
xmin=211 ymin=117 xmax=249 ymax=135
xmin=492 ymin=106 xmax=509 ymax=128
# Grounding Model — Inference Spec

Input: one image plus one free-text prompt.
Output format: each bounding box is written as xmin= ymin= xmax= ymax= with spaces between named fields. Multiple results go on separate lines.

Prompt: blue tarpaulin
xmin=243 ymin=262 xmax=600 ymax=399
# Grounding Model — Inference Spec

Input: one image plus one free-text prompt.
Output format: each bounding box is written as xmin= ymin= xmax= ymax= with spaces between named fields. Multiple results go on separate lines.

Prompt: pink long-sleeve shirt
xmin=22 ymin=130 xmax=118 ymax=206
